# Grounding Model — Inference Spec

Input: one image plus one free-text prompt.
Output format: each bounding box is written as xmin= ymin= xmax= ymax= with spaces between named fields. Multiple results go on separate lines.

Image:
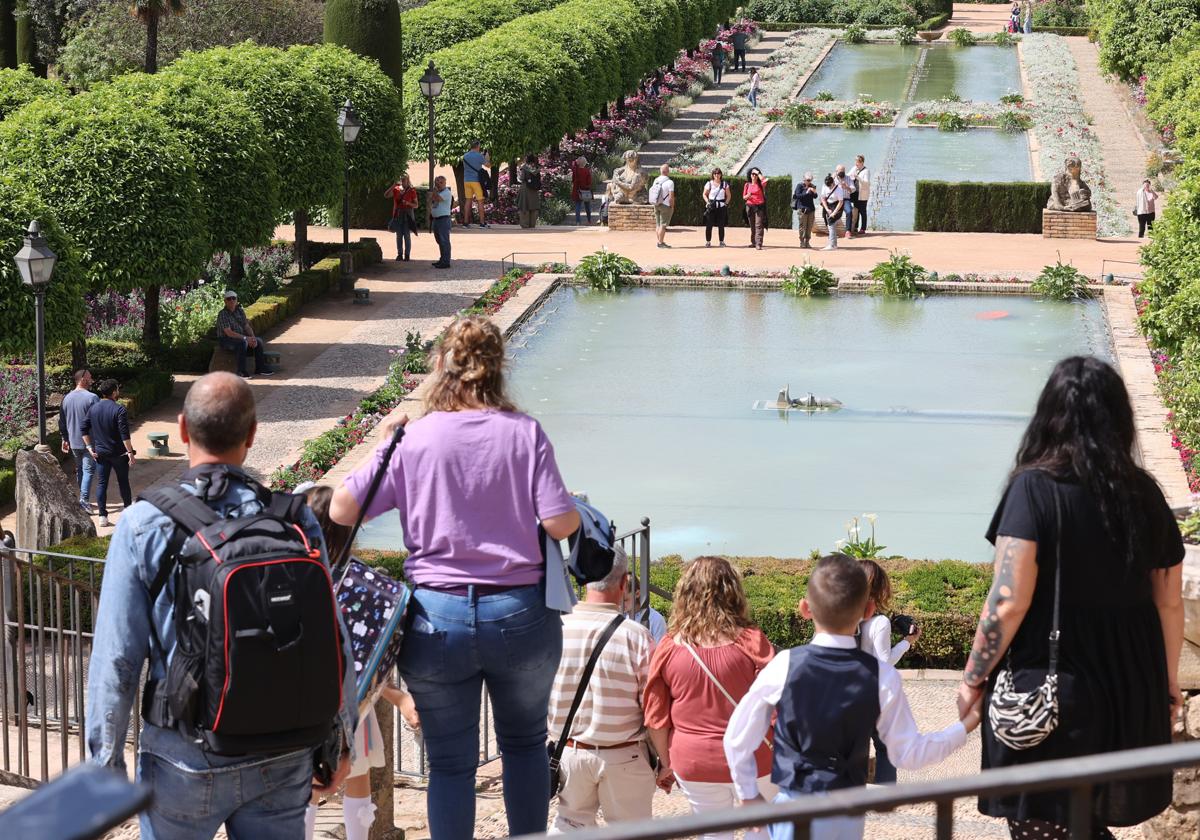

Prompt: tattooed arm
xmin=956 ymin=536 xmax=1039 ymax=716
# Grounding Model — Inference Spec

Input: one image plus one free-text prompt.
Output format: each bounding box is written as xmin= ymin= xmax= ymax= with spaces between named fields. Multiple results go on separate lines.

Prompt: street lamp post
xmin=418 ymin=62 xmax=444 ymax=231
xmin=13 ymin=221 xmax=57 ymax=453
xmin=336 ymin=99 xmax=362 ymax=286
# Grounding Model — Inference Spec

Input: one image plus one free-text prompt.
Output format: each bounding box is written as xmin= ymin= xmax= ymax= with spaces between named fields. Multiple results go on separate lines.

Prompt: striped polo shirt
xmin=548 ymin=602 xmax=654 ymax=746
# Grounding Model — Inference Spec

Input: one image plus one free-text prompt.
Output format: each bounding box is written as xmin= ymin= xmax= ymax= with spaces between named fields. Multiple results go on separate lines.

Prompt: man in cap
xmin=216 ymin=290 xmax=273 ymax=379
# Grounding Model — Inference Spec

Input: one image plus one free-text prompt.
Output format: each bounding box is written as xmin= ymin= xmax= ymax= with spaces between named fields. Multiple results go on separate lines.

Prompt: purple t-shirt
xmin=345 ymin=410 xmax=575 ymax=587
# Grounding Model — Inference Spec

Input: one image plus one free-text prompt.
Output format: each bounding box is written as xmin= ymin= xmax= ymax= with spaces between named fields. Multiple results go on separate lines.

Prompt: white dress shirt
xmin=723 ymin=633 xmax=967 ymax=800
xmin=859 ymin=615 xmax=909 ymax=665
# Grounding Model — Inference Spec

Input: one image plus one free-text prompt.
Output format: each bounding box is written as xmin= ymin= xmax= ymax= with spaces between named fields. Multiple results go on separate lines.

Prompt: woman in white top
xmin=1135 ymin=179 xmax=1160 ymax=238
xmin=858 ymin=558 xmax=921 ymax=783
xmin=819 ymin=173 xmax=843 ymax=250
xmin=702 ymin=168 xmax=730 ymax=247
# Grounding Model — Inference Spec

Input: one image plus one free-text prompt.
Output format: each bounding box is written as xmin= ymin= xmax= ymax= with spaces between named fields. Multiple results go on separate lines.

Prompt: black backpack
xmin=140 ymin=470 xmax=344 ymax=756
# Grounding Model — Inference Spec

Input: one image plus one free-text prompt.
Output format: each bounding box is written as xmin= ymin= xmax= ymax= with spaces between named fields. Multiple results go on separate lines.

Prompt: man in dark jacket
xmin=731 ymin=29 xmax=749 ymax=72
xmin=81 ymin=379 xmax=134 ymax=528
xmin=792 ymin=172 xmax=818 ymax=248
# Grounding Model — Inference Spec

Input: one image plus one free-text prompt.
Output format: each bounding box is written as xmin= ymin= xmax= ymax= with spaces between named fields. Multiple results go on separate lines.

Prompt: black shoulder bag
xmin=548 ymin=613 xmax=625 ymax=798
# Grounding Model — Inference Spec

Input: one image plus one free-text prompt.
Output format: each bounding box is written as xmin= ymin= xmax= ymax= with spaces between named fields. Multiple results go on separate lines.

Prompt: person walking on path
xmin=820 ymin=173 xmax=844 ymax=251
xmin=644 ymin=556 xmax=777 ymax=840
xmin=710 ymin=41 xmax=726 ymax=84
xmin=330 ymin=316 xmax=581 ymax=840
xmin=384 ymin=174 xmax=418 ymax=261
xmin=650 ymin=163 xmax=676 ymax=248
xmin=86 ymin=372 xmax=358 ymax=839
xmin=430 ymin=174 xmax=455 ymax=269
xmin=547 ymin=548 xmax=660 ymax=831
xmin=217 ymin=290 xmax=273 ymax=379
xmin=731 ymin=28 xmax=749 ymax=72
xmin=958 ymin=356 xmax=1184 ymax=840
xmin=703 ymin=168 xmax=730 ymax=247
xmin=517 ymin=155 xmax=542 ymax=229
xmin=59 ymin=369 xmax=98 ymax=513
xmin=1136 ymin=179 xmax=1160 ymax=237
xmin=850 ymin=154 xmax=870 ymax=234
xmin=82 ymin=379 xmax=134 ymax=529
xmin=743 ymin=168 xmax=769 ymax=249
xmin=747 ymin=67 xmax=760 ymax=108
xmin=1022 ymin=0 xmax=1033 ymax=34
xmin=791 ymin=173 xmax=817 ymax=248
xmin=462 ymin=141 xmax=490 ymax=228
xmin=571 ymin=157 xmax=595 ymax=225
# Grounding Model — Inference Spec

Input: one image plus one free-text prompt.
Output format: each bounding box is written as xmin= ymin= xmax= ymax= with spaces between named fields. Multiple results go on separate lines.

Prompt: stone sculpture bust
xmin=608 ymin=150 xmax=647 ymax=205
xmin=1045 ymin=155 xmax=1093 ymax=212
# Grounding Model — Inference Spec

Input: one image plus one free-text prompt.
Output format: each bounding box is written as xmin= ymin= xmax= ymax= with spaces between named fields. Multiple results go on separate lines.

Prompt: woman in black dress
xmin=957 ymin=356 xmax=1185 ymax=839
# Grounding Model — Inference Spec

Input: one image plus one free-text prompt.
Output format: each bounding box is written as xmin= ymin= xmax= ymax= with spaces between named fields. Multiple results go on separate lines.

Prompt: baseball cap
xmin=223 ymin=290 xmax=238 ymax=300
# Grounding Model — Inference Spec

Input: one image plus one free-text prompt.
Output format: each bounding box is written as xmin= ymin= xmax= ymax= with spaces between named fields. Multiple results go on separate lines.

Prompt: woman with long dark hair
xmin=957 ymin=356 xmax=1184 ymax=839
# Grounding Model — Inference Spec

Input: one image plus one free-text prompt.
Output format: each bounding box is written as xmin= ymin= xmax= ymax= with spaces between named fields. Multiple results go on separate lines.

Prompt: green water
xmin=358 ymin=288 xmax=1112 ymax=562
xmin=800 ymin=43 xmax=1022 ymax=103
xmin=742 ymin=125 xmax=1031 ymax=230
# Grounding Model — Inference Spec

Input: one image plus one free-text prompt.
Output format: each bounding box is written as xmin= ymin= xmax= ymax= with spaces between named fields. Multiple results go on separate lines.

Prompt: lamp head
xmin=14 ymin=220 xmax=56 ymax=289
xmin=419 ymin=62 xmax=444 ymax=100
xmin=337 ymin=99 xmax=362 ymax=145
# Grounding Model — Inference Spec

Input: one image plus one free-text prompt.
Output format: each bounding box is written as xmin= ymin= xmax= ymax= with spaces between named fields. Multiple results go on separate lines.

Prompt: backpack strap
xmin=139 ymin=486 xmax=221 ymax=602
xmin=267 ymin=491 xmax=306 ymax=522
xmin=551 ymin=613 xmax=625 ymax=771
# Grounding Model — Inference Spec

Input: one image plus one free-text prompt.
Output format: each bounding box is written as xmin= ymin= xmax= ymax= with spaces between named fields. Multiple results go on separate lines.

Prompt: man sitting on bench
xmin=216 ymin=290 xmax=273 ymax=379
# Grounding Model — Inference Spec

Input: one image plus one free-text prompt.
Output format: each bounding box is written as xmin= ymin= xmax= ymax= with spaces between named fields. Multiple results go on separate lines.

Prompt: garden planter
xmin=918 ymin=32 xmax=943 ymax=42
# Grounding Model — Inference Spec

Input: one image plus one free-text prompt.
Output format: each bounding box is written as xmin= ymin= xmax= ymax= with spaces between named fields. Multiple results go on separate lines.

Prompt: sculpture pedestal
xmin=1042 ymin=209 xmax=1097 ymax=239
xmin=607 ymin=203 xmax=657 ymax=231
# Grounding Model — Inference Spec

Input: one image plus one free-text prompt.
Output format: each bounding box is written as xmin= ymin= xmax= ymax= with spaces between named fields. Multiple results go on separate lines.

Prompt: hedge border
xmin=1032 ymin=26 xmax=1090 ymax=36
xmin=918 ymin=12 xmax=951 ymax=30
xmin=914 ymin=180 xmax=1052 ymax=233
xmin=754 ymin=21 xmax=895 ymax=30
xmin=669 ymin=173 xmax=794 ymax=228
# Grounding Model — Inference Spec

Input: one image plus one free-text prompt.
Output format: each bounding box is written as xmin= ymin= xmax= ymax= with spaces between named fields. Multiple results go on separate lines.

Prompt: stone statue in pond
xmin=1046 ymin=155 xmax=1093 ymax=212
xmin=608 ymin=150 xmax=647 ymax=204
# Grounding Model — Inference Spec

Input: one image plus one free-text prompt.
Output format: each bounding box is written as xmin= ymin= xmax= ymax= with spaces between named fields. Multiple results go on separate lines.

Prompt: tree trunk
xmin=600 ymin=102 xmax=609 ymax=120
xmin=616 ymin=95 xmax=625 ymax=114
xmin=144 ymin=12 xmax=158 ymax=74
xmin=452 ymin=162 xmax=465 ymax=224
xmin=368 ymin=697 xmax=398 ymax=840
xmin=229 ymin=247 xmax=245 ymax=285
xmin=294 ymin=209 xmax=309 ymax=269
xmin=70 ymin=338 xmax=87 ymax=372
xmin=14 ymin=0 xmax=43 ymax=75
xmin=142 ymin=284 xmax=161 ymax=355
xmin=0 ymin=0 xmax=17 ymax=69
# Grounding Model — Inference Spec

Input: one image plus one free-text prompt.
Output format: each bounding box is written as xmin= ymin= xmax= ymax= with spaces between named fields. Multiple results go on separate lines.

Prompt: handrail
xmin=525 ymin=740 xmax=1200 ymax=840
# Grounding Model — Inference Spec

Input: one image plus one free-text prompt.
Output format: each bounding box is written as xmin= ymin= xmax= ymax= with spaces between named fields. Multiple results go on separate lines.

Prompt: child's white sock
xmin=304 ymin=803 xmax=319 ymax=840
xmin=343 ymin=795 xmax=376 ymax=840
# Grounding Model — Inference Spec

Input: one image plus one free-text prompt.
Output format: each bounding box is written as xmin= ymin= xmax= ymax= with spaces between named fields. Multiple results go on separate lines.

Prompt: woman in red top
xmin=644 ymin=556 xmax=776 ymax=840
xmin=742 ymin=168 xmax=769 ymax=250
xmin=382 ymin=173 xmax=419 ymax=261
xmin=571 ymin=157 xmax=594 ymax=225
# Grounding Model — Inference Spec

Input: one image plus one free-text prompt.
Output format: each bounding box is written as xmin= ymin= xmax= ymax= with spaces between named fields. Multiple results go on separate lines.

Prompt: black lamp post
xmin=13 ymin=220 xmax=57 ymax=453
xmin=418 ymin=62 xmax=444 ymax=231
xmin=336 ymin=99 xmax=362 ymax=284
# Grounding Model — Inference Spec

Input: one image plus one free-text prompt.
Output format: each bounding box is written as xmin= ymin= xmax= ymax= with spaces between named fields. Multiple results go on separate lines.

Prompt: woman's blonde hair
xmin=859 ymin=558 xmax=892 ymax=615
xmin=424 ymin=316 xmax=517 ymax=413
xmin=668 ymin=556 xmax=754 ymax=645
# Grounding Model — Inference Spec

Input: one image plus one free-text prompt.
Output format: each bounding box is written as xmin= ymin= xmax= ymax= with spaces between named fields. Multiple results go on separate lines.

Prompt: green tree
xmin=323 ymin=0 xmax=403 ymax=86
xmin=0 ymin=94 xmax=209 ymax=351
xmin=1094 ymin=0 xmax=1200 ymax=80
xmin=132 ymin=0 xmax=185 ymax=74
xmin=0 ymin=184 xmax=86 ymax=355
xmin=288 ymin=43 xmax=405 ymax=228
xmin=0 ymin=64 xmax=65 ymax=119
xmin=166 ymin=43 xmax=342 ymax=268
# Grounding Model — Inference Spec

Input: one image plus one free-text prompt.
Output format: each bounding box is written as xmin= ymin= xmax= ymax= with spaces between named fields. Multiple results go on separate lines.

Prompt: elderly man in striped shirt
xmin=547 ymin=548 xmax=664 ymax=831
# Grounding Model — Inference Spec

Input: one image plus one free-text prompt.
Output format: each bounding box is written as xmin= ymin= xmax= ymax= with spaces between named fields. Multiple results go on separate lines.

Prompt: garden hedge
xmin=914 ymin=180 xmax=1052 ymax=233
xmin=1032 ymin=25 xmax=1092 ymax=35
xmin=323 ymin=0 xmax=404 ymax=86
xmin=400 ymin=0 xmax=570 ymax=75
xmin=754 ymin=21 xmax=894 ymax=29
xmin=0 ymin=66 xmax=66 ymax=120
xmin=747 ymin=0 xmax=948 ymax=26
xmin=669 ymin=173 xmax=794 ymax=228
xmin=918 ymin=12 xmax=951 ymax=30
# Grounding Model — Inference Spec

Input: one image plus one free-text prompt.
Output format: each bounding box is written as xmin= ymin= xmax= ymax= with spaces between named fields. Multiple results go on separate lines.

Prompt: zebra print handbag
xmin=987 ymin=488 xmax=1063 ymax=751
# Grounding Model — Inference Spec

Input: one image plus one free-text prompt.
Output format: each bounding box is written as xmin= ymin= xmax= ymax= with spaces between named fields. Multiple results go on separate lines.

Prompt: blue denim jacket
xmin=86 ymin=467 xmax=358 ymax=771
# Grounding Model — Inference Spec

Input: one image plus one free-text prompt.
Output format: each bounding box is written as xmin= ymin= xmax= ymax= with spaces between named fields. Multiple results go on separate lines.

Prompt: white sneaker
xmin=821 ymin=246 xmax=836 ymax=251
xmin=98 ymin=517 xmax=112 ymax=528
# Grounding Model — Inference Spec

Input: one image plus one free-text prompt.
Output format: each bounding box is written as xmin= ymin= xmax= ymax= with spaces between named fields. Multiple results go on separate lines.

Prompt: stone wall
xmin=1042 ymin=209 xmax=1097 ymax=239
xmin=607 ymin=204 xmax=657 ymax=231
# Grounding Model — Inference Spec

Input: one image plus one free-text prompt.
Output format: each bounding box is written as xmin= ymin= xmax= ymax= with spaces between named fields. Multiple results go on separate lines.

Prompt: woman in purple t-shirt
xmin=332 ymin=316 xmax=580 ymax=839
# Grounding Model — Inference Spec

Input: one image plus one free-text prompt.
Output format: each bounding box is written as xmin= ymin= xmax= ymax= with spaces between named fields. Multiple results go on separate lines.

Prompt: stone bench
xmin=147 ymin=433 xmax=170 ymax=456
xmin=208 ymin=345 xmax=281 ymax=373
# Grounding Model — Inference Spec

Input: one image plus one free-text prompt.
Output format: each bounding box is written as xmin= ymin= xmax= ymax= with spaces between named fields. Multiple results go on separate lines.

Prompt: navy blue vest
xmin=771 ymin=645 xmax=881 ymax=793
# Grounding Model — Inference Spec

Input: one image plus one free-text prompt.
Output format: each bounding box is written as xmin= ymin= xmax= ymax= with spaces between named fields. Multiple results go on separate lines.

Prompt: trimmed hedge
xmin=669 ymin=173 xmax=794 ymax=228
xmin=918 ymin=12 xmax=952 ymax=30
xmin=914 ymin=180 xmax=1051 ymax=233
xmin=1033 ymin=25 xmax=1091 ymax=35
xmin=400 ymin=0 xmax=571 ymax=75
xmin=754 ymin=21 xmax=894 ymax=29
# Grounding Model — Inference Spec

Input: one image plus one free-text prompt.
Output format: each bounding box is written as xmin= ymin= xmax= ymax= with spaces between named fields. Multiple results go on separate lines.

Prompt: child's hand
xmin=383 ymin=686 xmax=421 ymax=731
xmin=960 ymin=695 xmax=984 ymax=733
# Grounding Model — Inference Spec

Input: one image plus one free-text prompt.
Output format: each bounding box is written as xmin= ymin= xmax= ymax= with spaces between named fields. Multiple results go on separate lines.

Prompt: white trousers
xmin=674 ymin=774 xmax=778 ymax=840
xmin=552 ymin=743 xmax=656 ymax=832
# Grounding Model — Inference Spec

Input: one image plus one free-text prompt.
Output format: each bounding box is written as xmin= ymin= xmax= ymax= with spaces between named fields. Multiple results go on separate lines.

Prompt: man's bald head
xmin=182 ymin=372 xmax=256 ymax=458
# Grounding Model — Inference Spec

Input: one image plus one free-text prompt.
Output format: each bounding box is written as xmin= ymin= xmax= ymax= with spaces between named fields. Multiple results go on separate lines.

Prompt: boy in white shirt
xmin=724 ymin=554 xmax=982 ymax=840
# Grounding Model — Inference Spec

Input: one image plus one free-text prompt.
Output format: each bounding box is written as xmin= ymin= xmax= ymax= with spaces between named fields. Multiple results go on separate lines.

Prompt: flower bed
xmin=768 ymin=100 xmax=900 ymax=127
xmin=907 ymin=99 xmax=1033 ymax=131
xmin=1020 ymin=33 xmax=1127 ymax=236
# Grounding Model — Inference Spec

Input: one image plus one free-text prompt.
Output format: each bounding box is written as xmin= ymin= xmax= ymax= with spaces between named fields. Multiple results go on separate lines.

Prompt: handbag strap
xmin=333 ymin=424 xmax=405 ymax=578
xmin=1047 ymin=481 xmax=1063 ymax=676
xmin=682 ymin=641 xmax=771 ymax=749
xmin=551 ymin=613 xmax=626 ymax=765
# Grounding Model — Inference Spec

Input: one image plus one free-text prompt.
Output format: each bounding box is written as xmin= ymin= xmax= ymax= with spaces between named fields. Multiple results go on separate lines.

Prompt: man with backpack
xmin=649 ymin=163 xmax=675 ymax=249
xmin=86 ymin=372 xmax=357 ymax=839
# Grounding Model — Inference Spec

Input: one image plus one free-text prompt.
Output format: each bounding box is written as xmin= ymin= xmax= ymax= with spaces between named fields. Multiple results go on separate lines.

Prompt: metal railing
xmin=532 ymin=740 xmax=1200 ymax=840
xmin=500 ymin=252 xmax=569 ymax=276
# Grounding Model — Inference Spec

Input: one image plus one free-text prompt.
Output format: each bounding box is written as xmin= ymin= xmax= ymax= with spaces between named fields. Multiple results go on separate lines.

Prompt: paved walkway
xmin=950 ymin=2 xmax=1011 ymax=33
xmin=637 ymin=30 xmax=792 ymax=170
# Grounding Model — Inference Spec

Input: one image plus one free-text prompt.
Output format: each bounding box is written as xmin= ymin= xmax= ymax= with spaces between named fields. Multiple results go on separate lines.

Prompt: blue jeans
xmin=137 ymin=746 xmax=312 ymax=840
xmin=432 ymin=216 xmax=452 ymax=266
xmin=395 ymin=215 xmax=412 ymax=260
xmin=218 ymin=336 xmax=269 ymax=376
xmin=844 ymin=200 xmax=855 ymax=232
xmin=400 ymin=583 xmax=562 ymax=839
xmin=748 ymin=89 xmax=758 ymax=108
xmin=96 ymin=453 xmax=131 ymax=518
xmin=71 ymin=447 xmax=95 ymax=503
xmin=574 ymin=199 xmax=593 ymax=224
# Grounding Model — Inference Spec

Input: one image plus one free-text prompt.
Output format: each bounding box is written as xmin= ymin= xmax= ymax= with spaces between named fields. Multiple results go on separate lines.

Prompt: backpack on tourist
xmin=648 ymin=177 xmax=666 ymax=205
xmin=140 ymin=467 xmax=345 ymax=757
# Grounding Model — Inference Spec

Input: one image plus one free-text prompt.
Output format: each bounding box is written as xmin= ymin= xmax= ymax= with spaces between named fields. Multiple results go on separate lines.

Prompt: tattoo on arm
xmin=963 ymin=536 xmax=1021 ymax=687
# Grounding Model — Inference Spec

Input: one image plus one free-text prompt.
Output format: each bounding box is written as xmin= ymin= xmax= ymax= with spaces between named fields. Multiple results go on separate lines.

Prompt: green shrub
xmin=1139 ymin=174 xmax=1200 ymax=355
xmin=814 ymin=90 xmax=835 ymax=101
xmin=894 ymin=24 xmax=917 ymax=43
xmin=870 ymin=251 xmax=927 ymax=296
xmin=1032 ymin=0 xmax=1088 ymax=27
xmin=1031 ymin=259 xmax=1091 ymax=299
xmin=997 ymin=109 xmax=1032 ymax=132
xmin=400 ymin=330 xmax=431 ymax=374
xmin=399 ymin=0 xmax=569 ymax=75
xmin=844 ymin=23 xmax=867 ymax=43
xmin=936 ymin=111 xmax=967 ymax=131
xmin=0 ymin=66 xmax=67 ymax=120
xmin=783 ymin=263 xmax=837 ymax=295
xmin=999 ymin=92 xmax=1025 ymax=105
xmin=949 ymin=26 xmax=976 ymax=45
xmin=323 ymin=0 xmax=404 ymax=85
xmin=746 ymin=0 xmax=921 ymax=26
xmin=1094 ymin=0 xmax=1200 ymax=81
xmin=917 ymin=11 xmax=951 ymax=30
xmin=991 ymin=30 xmax=1019 ymax=46
xmin=575 ymin=250 xmax=638 ymax=291
xmin=0 ymin=462 xmax=14 ymax=506
xmin=913 ymin=181 xmax=1051 ymax=233
xmin=841 ymin=106 xmax=872 ymax=129
xmin=783 ymin=102 xmax=817 ymax=127
xmin=667 ymin=173 xmax=794 ymax=229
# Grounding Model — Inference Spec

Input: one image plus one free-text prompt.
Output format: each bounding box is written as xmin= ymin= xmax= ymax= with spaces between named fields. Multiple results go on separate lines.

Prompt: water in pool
xmin=358 ymin=287 xmax=1112 ymax=563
